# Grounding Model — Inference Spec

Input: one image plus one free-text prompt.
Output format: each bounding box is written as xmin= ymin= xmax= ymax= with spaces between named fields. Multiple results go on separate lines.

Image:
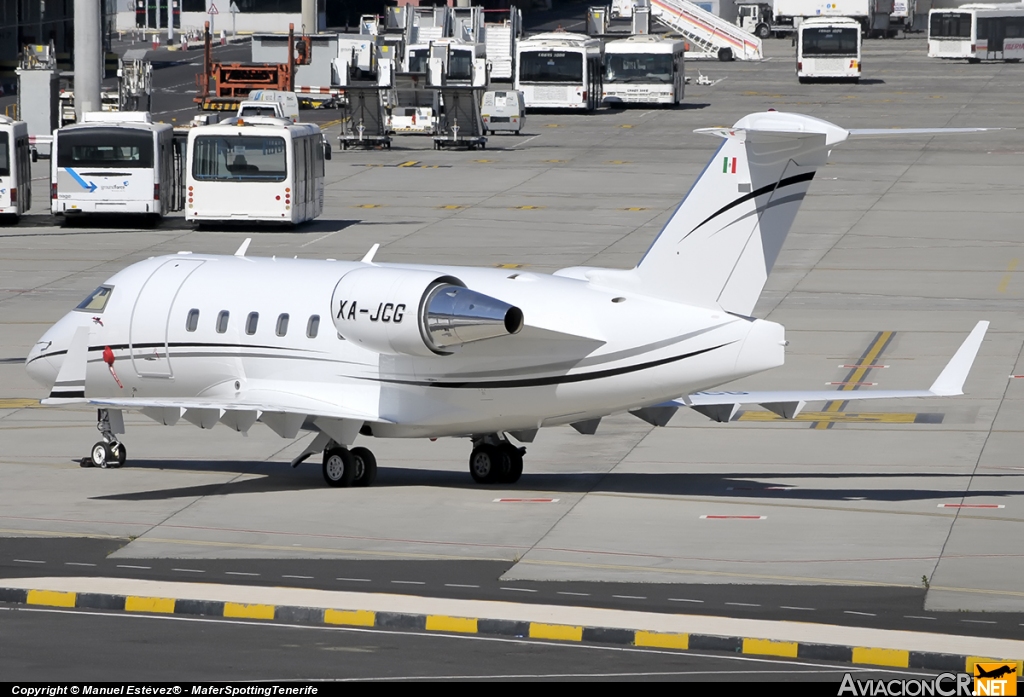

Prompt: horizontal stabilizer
xmin=663 ymin=322 xmax=989 ymax=416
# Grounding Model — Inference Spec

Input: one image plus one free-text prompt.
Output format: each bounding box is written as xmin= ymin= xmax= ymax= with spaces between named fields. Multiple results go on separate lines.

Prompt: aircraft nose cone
xmin=25 ymin=351 xmax=58 ymax=389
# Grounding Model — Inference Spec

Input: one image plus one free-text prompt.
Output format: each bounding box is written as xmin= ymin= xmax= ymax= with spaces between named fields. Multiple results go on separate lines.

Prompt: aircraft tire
xmin=112 ymin=443 xmax=127 ymax=468
xmin=323 ymin=447 xmax=356 ymax=488
xmin=499 ymin=444 xmax=524 ymax=484
xmin=469 ymin=444 xmax=506 ymax=484
xmin=350 ymin=446 xmax=378 ymax=487
xmin=91 ymin=442 xmax=113 ymax=469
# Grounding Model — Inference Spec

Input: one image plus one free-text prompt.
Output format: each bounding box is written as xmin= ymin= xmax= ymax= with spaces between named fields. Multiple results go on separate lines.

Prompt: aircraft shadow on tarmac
xmin=89 ymin=461 xmax=1024 ymax=503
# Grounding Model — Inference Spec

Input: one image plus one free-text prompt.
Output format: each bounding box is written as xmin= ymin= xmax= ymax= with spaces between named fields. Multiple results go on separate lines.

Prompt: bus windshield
xmin=519 ymin=51 xmax=584 ymax=83
xmin=604 ymin=53 xmax=674 ymax=83
xmin=930 ymin=12 xmax=972 ymax=38
xmin=192 ymin=135 xmax=288 ymax=182
xmin=56 ymin=129 xmax=154 ymax=169
xmin=801 ymin=27 xmax=859 ymax=55
xmin=0 ymin=132 xmax=9 ymax=177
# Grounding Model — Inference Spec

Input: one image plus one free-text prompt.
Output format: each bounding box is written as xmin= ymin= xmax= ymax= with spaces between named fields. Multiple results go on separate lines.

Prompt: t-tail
xmin=636 ymin=111 xmax=851 ymax=315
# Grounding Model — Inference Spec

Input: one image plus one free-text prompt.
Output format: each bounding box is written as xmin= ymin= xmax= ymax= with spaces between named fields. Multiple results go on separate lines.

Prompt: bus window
xmin=802 ymin=27 xmax=859 ymax=55
xmin=192 ymin=136 xmax=287 ymax=182
xmin=519 ymin=51 xmax=584 ymax=82
xmin=57 ymin=129 xmax=154 ymax=168
xmin=605 ymin=54 xmax=673 ymax=83
xmin=930 ymin=12 xmax=971 ymax=38
xmin=0 ymin=132 xmax=9 ymax=177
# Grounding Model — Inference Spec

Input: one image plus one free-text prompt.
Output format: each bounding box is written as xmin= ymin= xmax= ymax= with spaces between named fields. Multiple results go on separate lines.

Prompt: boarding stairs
xmin=485 ymin=23 xmax=515 ymax=80
xmin=410 ymin=7 xmax=451 ymax=45
xmin=650 ymin=0 xmax=762 ymax=60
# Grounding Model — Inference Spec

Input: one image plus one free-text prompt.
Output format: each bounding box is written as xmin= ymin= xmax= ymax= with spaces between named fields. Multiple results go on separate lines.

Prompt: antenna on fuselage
xmin=234 ymin=238 xmax=252 ymax=257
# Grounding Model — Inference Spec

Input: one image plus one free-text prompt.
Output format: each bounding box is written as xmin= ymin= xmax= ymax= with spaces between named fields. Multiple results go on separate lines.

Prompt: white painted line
xmin=558 ymin=592 xmax=590 ymax=597
xmin=282 ymin=575 xmax=314 ymax=580
xmin=13 ymin=559 xmax=45 ymax=564
xmin=668 ymin=598 xmax=704 ymax=603
xmin=337 ymin=577 xmax=371 ymax=582
xmin=962 ymin=619 xmax=997 ymax=625
xmin=508 ymin=135 xmax=540 ymax=149
xmin=904 ymin=616 xmax=936 ymax=621
xmin=938 ymin=504 xmax=1005 ymax=509
xmin=391 ymin=580 xmax=425 ymax=585
xmin=726 ymin=602 xmax=760 ymax=608
xmin=444 ymin=584 xmax=480 ymax=589
xmin=781 ymin=606 xmax=815 ymax=611
xmin=65 ymin=562 xmax=96 ymax=567
xmin=299 ymin=229 xmax=343 ymax=248
xmin=172 ymin=569 xmax=204 ymax=573
xmin=612 ymin=595 xmax=646 ymax=600
xmin=500 ymin=587 xmax=537 ymax=593
xmin=117 ymin=565 xmax=151 ymax=570
xmin=844 ymin=611 xmax=876 ymax=617
xmin=225 ymin=572 xmax=259 ymax=576
xmin=700 ymin=515 xmax=766 ymax=520
xmin=494 ymin=498 xmax=559 ymax=503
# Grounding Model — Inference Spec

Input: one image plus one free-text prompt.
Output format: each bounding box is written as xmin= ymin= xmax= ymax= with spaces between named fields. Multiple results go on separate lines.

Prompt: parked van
xmin=481 ymin=90 xmax=526 ymax=135
xmin=245 ymin=90 xmax=301 ymax=123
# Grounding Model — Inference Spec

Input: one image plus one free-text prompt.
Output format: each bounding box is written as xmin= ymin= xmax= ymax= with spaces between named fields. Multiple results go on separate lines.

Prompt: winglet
xmin=928 ymin=321 xmax=989 ymax=396
xmin=361 ymin=243 xmax=380 ymax=264
xmin=46 ymin=326 xmax=90 ymax=401
xmin=234 ymin=238 xmax=252 ymax=257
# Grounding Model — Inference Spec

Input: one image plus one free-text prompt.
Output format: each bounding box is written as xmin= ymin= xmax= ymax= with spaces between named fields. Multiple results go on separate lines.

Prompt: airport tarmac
xmin=2 ymin=33 xmax=1024 ymax=670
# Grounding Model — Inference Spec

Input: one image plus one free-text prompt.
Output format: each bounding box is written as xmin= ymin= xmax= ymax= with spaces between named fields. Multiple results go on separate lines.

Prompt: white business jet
xmin=25 ymin=111 xmax=990 ymax=487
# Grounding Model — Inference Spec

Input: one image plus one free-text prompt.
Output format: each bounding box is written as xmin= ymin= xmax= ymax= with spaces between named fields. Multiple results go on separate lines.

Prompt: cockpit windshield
xmin=75 ymin=286 xmax=114 ymax=313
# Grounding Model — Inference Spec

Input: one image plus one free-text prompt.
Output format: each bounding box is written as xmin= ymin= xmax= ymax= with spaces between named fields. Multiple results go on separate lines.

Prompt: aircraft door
xmin=129 ymin=258 xmax=205 ymax=378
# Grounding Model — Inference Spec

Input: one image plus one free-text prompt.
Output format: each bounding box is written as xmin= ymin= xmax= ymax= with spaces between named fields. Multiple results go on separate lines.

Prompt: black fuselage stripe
xmin=686 ymin=171 xmax=815 ymax=237
xmin=375 ymin=343 xmax=733 ymax=389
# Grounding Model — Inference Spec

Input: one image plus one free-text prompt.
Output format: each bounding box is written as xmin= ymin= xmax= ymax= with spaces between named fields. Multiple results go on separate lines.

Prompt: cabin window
xmin=186 ymin=309 xmax=200 ymax=332
xmin=276 ymin=313 xmax=290 ymax=337
xmin=216 ymin=310 xmax=229 ymax=333
xmin=307 ymin=315 xmax=320 ymax=338
xmin=246 ymin=312 xmax=259 ymax=335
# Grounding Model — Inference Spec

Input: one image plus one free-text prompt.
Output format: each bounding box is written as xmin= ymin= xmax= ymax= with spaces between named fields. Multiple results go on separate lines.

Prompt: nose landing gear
xmin=469 ymin=436 xmax=525 ymax=485
xmin=81 ymin=409 xmax=126 ymax=468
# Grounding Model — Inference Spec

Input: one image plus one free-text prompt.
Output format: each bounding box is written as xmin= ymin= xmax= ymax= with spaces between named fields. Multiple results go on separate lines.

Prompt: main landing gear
xmin=468 ymin=435 xmax=524 ymax=485
xmin=81 ymin=409 xmax=126 ymax=469
xmin=322 ymin=443 xmax=378 ymax=488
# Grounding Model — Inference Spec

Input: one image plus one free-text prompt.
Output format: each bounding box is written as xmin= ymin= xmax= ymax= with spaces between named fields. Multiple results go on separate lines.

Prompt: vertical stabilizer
xmin=636 ymin=111 xmax=849 ymax=315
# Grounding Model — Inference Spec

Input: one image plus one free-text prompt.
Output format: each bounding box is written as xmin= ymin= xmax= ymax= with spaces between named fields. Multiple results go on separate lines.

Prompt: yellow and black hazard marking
xmin=2 ymin=584 xmax=1015 ymax=673
xmin=738 ymin=411 xmax=943 ymax=424
xmin=351 ymin=162 xmax=450 ymax=169
xmin=812 ymin=331 xmax=894 ymax=430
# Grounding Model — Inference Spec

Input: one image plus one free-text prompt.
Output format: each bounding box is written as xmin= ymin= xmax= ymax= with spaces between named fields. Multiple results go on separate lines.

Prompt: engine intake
xmin=331 ymin=267 xmax=523 ymax=357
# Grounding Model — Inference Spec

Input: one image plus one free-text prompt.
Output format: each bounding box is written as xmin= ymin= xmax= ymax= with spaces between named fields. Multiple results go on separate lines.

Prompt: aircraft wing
xmin=658 ymin=321 xmax=989 ymax=423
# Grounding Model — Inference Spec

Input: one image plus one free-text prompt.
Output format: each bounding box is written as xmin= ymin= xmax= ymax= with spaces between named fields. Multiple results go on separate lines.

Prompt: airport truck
xmin=735 ymin=0 xmax=895 ymax=37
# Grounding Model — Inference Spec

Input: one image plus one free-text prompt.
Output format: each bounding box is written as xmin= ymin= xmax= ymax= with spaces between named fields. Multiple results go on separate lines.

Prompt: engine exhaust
xmin=423 ymin=284 xmax=524 ymax=352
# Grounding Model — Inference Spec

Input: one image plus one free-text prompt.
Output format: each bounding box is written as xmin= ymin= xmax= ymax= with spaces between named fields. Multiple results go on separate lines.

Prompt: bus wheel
xmin=718 ymin=47 xmax=734 ymax=62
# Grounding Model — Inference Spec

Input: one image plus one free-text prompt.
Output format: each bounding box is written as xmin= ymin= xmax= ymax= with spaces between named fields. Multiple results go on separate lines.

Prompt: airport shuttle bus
xmin=797 ymin=17 xmax=862 ymax=83
xmin=602 ymin=35 xmax=685 ymax=106
xmin=186 ymin=116 xmax=325 ymax=226
xmin=928 ymin=4 xmax=1024 ymax=61
xmin=0 ymin=116 xmax=31 ymax=219
xmin=515 ymin=33 xmax=603 ymax=111
xmin=52 ymin=112 xmax=181 ymax=219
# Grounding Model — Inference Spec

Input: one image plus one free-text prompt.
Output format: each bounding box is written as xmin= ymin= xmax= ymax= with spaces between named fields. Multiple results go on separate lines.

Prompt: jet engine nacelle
xmin=330 ymin=267 xmax=524 ymax=357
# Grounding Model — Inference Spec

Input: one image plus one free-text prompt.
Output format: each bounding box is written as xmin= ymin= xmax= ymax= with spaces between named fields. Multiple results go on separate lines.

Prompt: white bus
xmin=928 ymin=4 xmax=1024 ymax=61
xmin=602 ymin=35 xmax=685 ymax=107
xmin=0 ymin=116 xmax=32 ymax=220
xmin=797 ymin=17 xmax=862 ymax=83
xmin=515 ymin=33 xmax=604 ymax=111
xmin=186 ymin=116 xmax=326 ymax=226
xmin=51 ymin=112 xmax=180 ymax=220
